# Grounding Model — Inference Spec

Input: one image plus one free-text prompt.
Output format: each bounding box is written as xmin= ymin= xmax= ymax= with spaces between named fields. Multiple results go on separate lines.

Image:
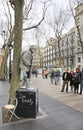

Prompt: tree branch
xmin=23 ymin=2 xmax=47 ymax=31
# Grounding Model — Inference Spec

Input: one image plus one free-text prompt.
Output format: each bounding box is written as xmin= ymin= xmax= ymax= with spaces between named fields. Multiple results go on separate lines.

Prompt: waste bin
xmin=15 ymin=88 xmax=39 ymax=118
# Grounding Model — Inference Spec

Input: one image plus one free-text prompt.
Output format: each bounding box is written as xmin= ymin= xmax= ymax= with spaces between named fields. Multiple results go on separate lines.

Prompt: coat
xmin=72 ymin=72 xmax=80 ymax=84
xmin=62 ymin=72 xmax=70 ymax=81
xmin=19 ymin=49 xmax=33 ymax=72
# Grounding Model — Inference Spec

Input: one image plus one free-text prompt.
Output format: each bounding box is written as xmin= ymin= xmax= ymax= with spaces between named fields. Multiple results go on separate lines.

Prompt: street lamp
xmin=8 ymin=42 xmax=13 ymax=83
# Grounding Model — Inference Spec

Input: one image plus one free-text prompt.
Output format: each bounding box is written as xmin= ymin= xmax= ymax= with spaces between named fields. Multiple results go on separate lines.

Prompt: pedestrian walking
xmin=44 ymin=69 xmax=48 ymax=79
xmin=54 ymin=70 xmax=61 ymax=85
xmin=42 ymin=70 xmax=45 ymax=79
xmin=50 ymin=69 xmax=55 ymax=84
xmin=35 ymin=69 xmax=38 ymax=77
xmin=61 ymin=69 xmax=70 ymax=93
xmin=32 ymin=69 xmax=35 ymax=77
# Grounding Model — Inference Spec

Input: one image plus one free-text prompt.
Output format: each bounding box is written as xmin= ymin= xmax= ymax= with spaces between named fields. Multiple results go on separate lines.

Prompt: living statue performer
xmin=19 ymin=46 xmax=36 ymax=88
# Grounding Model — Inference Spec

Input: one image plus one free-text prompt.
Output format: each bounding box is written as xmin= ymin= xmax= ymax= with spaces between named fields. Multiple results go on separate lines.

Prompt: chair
xmin=4 ymin=98 xmax=19 ymax=123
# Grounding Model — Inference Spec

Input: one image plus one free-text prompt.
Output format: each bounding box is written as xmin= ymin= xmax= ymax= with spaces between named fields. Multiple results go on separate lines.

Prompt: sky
xmin=22 ymin=0 xmax=75 ymax=48
xmin=0 ymin=0 xmax=75 ymax=49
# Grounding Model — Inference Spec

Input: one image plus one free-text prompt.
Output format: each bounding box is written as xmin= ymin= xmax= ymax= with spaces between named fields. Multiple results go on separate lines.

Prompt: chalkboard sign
xmin=15 ymin=88 xmax=39 ymax=118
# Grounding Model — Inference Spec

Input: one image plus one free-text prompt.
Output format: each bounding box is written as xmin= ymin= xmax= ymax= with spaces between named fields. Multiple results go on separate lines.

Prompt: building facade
xmin=75 ymin=3 xmax=83 ymax=67
xmin=32 ymin=46 xmax=43 ymax=69
xmin=43 ymin=3 xmax=83 ymax=71
xmin=43 ymin=28 xmax=75 ymax=70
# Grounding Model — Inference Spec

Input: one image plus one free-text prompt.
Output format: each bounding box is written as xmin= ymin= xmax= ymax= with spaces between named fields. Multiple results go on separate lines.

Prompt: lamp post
xmin=8 ymin=42 xmax=13 ymax=83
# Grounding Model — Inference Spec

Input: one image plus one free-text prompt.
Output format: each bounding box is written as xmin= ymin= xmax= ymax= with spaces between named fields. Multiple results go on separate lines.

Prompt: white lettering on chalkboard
xmin=22 ymin=97 xmax=33 ymax=105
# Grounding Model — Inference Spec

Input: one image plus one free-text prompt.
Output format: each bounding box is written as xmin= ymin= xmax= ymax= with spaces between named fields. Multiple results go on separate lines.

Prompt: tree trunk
xmin=9 ymin=0 xmax=24 ymax=101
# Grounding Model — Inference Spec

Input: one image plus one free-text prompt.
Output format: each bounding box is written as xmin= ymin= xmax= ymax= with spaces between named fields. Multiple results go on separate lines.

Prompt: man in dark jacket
xmin=61 ymin=69 xmax=70 ymax=93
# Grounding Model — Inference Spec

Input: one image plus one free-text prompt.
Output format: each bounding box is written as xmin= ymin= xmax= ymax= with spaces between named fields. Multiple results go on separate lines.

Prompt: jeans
xmin=54 ymin=76 xmax=60 ymax=84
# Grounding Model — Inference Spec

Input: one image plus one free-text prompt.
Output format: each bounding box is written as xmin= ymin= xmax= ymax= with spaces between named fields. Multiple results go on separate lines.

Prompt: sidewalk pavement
xmin=0 ymin=81 xmax=10 ymax=125
xmin=0 ymin=75 xmax=83 ymax=130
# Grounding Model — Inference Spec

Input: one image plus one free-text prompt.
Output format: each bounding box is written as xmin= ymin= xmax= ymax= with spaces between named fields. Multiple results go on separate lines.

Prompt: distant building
xmin=31 ymin=45 xmax=43 ymax=68
xmin=75 ymin=3 xmax=83 ymax=67
xmin=43 ymin=28 xmax=75 ymax=70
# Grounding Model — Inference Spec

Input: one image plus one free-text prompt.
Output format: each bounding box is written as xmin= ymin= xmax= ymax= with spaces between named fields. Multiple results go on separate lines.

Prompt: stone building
xmin=43 ymin=3 xmax=83 ymax=71
xmin=75 ymin=3 xmax=83 ymax=67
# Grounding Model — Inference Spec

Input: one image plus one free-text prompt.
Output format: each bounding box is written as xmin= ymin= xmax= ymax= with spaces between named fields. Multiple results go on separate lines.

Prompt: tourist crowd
xmin=49 ymin=67 xmax=83 ymax=95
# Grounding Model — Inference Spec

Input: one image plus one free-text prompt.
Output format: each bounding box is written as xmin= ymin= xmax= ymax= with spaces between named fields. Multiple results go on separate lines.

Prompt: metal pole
xmin=9 ymin=48 xmax=12 ymax=83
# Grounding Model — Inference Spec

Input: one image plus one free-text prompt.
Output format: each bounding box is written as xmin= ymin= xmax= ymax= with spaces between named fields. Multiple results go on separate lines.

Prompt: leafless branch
xmin=68 ymin=0 xmax=83 ymax=52
xmin=23 ymin=1 xmax=48 ymax=31
xmin=5 ymin=0 xmax=13 ymax=33
xmin=24 ymin=0 xmax=34 ymax=20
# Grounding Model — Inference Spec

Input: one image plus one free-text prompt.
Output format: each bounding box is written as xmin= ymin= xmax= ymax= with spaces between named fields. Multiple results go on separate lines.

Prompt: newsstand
xmin=15 ymin=87 xmax=39 ymax=118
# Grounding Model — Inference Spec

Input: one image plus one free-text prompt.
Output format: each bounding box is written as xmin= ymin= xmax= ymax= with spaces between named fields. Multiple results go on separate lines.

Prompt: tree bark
xmin=9 ymin=0 xmax=24 ymax=101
